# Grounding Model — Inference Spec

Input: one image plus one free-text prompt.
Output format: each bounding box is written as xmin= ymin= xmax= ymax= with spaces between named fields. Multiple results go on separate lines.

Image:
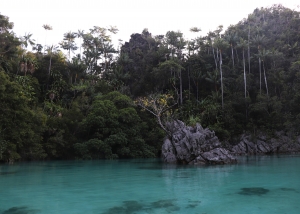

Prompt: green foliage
xmin=0 ymin=71 xmax=47 ymax=162
xmin=1 ymin=6 xmax=300 ymax=161
xmin=0 ymin=14 xmax=21 ymax=73
xmin=186 ymin=115 xmax=201 ymax=127
xmin=75 ymin=91 xmax=157 ymax=159
xmin=14 ymin=75 xmax=40 ymax=105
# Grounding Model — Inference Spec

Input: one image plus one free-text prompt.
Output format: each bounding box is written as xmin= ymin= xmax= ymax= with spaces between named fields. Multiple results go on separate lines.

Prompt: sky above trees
xmin=1 ymin=0 xmax=298 ymax=51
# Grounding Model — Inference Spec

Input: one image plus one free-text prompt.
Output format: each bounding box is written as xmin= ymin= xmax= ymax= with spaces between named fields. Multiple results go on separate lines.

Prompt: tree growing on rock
xmin=135 ymin=93 xmax=177 ymax=137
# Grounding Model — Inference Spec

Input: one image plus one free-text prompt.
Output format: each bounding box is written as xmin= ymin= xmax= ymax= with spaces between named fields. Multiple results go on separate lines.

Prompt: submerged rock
xmin=238 ymin=187 xmax=269 ymax=196
xmin=103 ymin=199 xmax=180 ymax=214
xmin=2 ymin=206 xmax=40 ymax=214
xmin=161 ymin=120 xmax=237 ymax=165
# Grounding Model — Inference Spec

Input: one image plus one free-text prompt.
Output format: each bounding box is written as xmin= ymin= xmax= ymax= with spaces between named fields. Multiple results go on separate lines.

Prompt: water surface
xmin=0 ymin=155 xmax=300 ymax=214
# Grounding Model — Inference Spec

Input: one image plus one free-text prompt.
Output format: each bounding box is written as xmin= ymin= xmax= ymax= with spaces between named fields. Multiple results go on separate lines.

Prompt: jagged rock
xmin=162 ymin=120 xmax=237 ymax=165
xmin=230 ymin=132 xmax=300 ymax=155
xmin=161 ymin=139 xmax=177 ymax=163
xmin=256 ymin=140 xmax=271 ymax=153
xmin=200 ymin=148 xmax=237 ymax=164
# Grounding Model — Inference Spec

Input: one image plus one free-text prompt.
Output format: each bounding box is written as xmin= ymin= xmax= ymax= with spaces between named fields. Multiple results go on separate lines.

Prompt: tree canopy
xmin=1 ymin=5 xmax=300 ymax=162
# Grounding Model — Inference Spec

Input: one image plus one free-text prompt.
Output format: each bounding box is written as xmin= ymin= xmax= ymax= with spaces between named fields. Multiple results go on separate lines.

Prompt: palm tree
xmin=248 ymin=26 xmax=251 ymax=74
xmin=190 ymin=27 xmax=201 ymax=33
xmin=269 ymin=48 xmax=283 ymax=69
xmin=190 ymin=62 xmax=206 ymax=102
xmin=45 ymin=45 xmax=59 ymax=90
xmin=22 ymin=33 xmax=35 ymax=49
xmin=105 ymin=66 xmax=130 ymax=91
xmin=102 ymin=42 xmax=116 ymax=72
xmin=46 ymin=45 xmax=59 ymax=76
xmin=213 ymin=38 xmax=229 ymax=109
xmin=225 ymin=31 xmax=238 ymax=69
xmin=67 ymin=57 xmax=87 ymax=84
xmin=207 ymin=31 xmax=218 ymax=70
xmin=42 ymin=24 xmax=53 ymax=53
xmin=157 ymin=59 xmax=185 ymax=104
xmin=60 ymin=31 xmax=77 ymax=61
xmin=252 ymin=34 xmax=267 ymax=94
xmin=108 ymin=25 xmax=119 ymax=34
xmin=246 ymin=14 xmax=256 ymax=74
xmin=237 ymin=38 xmax=248 ymax=98
xmin=90 ymin=26 xmax=110 ymax=41
xmin=205 ymin=69 xmax=220 ymax=92
xmin=32 ymin=44 xmax=43 ymax=54
xmin=189 ymin=27 xmax=201 ymax=56
xmin=165 ymin=31 xmax=186 ymax=104
xmin=76 ymin=29 xmax=84 ymax=59
xmin=257 ymin=49 xmax=270 ymax=96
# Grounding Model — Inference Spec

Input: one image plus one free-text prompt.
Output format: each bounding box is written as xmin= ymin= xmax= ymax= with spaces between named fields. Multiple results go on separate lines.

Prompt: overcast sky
xmin=1 ymin=0 xmax=299 ymax=51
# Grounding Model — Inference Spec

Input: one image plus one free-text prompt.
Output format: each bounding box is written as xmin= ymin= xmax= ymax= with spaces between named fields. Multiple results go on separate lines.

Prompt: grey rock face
xmin=230 ymin=132 xmax=300 ymax=155
xmin=201 ymin=148 xmax=237 ymax=164
xmin=162 ymin=120 xmax=237 ymax=165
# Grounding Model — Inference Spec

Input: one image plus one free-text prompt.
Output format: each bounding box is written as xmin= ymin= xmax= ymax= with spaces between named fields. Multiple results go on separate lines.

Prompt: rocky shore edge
xmin=161 ymin=120 xmax=300 ymax=165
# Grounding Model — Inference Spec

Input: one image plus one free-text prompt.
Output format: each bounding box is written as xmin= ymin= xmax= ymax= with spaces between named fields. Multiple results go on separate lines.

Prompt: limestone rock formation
xmin=161 ymin=120 xmax=237 ymax=165
xmin=230 ymin=131 xmax=300 ymax=155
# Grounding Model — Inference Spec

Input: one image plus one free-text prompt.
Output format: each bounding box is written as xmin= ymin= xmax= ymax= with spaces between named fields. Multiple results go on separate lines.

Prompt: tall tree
xmin=60 ymin=31 xmax=77 ymax=61
xmin=213 ymin=38 xmax=229 ymax=109
xmin=165 ymin=31 xmax=186 ymax=104
xmin=22 ymin=33 xmax=35 ymax=50
xmin=246 ymin=14 xmax=256 ymax=74
xmin=76 ymin=29 xmax=84 ymax=59
xmin=42 ymin=24 xmax=53 ymax=53
xmin=102 ymin=42 xmax=116 ymax=73
xmin=46 ymin=45 xmax=59 ymax=77
xmin=252 ymin=34 xmax=267 ymax=95
xmin=237 ymin=38 xmax=248 ymax=98
xmin=0 ymin=13 xmax=21 ymax=72
xmin=257 ymin=49 xmax=270 ymax=96
xmin=224 ymin=30 xmax=238 ymax=69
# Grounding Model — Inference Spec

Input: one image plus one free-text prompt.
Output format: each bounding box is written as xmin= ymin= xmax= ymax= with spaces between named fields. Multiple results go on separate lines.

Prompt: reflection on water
xmin=0 ymin=155 xmax=300 ymax=214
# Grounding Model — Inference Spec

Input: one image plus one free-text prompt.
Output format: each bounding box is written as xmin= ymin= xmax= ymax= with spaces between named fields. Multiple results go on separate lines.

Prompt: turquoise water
xmin=0 ymin=155 xmax=300 ymax=214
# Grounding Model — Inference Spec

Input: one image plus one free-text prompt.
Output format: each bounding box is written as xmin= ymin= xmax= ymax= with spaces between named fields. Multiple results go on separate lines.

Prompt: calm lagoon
xmin=0 ymin=155 xmax=300 ymax=214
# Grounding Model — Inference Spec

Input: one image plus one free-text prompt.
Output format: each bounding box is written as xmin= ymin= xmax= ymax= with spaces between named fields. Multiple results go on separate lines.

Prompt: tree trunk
xmin=220 ymin=50 xmax=224 ymax=109
xmin=259 ymin=57 xmax=262 ymax=95
xmin=188 ymin=66 xmax=190 ymax=100
xmin=179 ymin=69 xmax=183 ymax=105
xmin=46 ymin=54 xmax=52 ymax=90
xmin=212 ymin=47 xmax=218 ymax=70
xmin=48 ymin=54 xmax=52 ymax=76
xmin=235 ymin=48 xmax=239 ymax=64
xmin=248 ymin=27 xmax=251 ymax=74
xmin=157 ymin=115 xmax=171 ymax=137
xmin=79 ymin=38 xmax=82 ymax=60
xmin=263 ymin=61 xmax=269 ymax=96
xmin=243 ymin=49 xmax=246 ymax=98
xmin=196 ymin=82 xmax=199 ymax=104
xmin=231 ymin=44 xmax=234 ymax=69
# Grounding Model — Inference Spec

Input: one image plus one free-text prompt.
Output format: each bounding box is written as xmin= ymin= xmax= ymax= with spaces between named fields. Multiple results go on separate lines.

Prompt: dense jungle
xmin=1 ymin=5 xmax=300 ymax=162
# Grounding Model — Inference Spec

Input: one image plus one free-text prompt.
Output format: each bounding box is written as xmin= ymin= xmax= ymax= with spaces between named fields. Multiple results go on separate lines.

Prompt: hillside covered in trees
xmin=1 ymin=5 xmax=300 ymax=162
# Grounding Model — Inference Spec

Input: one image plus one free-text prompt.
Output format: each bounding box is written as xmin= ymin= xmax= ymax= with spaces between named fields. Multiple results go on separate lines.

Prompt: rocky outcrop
xmin=161 ymin=120 xmax=237 ymax=165
xmin=230 ymin=131 xmax=300 ymax=155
